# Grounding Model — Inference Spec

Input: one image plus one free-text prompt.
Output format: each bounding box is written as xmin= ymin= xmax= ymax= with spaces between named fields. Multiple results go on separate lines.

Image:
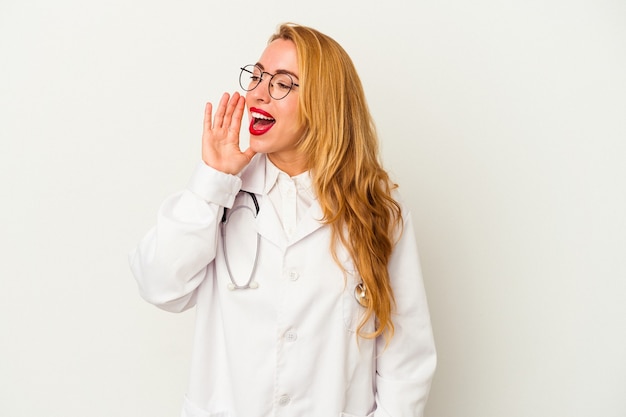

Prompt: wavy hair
xmin=269 ymin=23 xmax=403 ymax=341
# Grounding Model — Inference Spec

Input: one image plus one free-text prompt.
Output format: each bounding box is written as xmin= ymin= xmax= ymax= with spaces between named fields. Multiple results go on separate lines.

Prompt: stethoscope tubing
xmin=220 ymin=190 xmax=369 ymax=305
xmin=220 ymin=191 xmax=261 ymax=290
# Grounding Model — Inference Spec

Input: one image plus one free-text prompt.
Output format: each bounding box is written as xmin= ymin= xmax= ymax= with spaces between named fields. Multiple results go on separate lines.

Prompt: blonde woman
xmin=130 ymin=23 xmax=436 ymax=417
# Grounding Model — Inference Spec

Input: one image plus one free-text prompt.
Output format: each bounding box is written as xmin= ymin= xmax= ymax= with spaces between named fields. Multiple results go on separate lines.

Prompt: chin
xmin=249 ymin=139 xmax=271 ymax=155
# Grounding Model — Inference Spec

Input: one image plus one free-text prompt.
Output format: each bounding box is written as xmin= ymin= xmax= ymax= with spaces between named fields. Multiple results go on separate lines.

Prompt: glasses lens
xmin=239 ymin=65 xmax=261 ymax=91
xmin=269 ymin=73 xmax=294 ymax=100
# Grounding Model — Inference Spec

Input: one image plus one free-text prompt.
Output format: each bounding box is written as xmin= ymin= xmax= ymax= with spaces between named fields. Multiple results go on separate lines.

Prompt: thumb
xmin=242 ymin=147 xmax=257 ymax=162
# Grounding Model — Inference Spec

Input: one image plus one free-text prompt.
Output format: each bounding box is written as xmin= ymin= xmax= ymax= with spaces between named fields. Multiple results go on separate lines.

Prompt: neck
xmin=267 ymin=152 xmax=308 ymax=176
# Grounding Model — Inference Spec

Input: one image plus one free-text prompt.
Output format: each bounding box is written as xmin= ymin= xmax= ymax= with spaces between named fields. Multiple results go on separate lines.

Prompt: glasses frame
xmin=239 ymin=64 xmax=300 ymax=100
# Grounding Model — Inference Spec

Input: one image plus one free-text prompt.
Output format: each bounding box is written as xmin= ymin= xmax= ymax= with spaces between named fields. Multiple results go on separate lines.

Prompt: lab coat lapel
xmin=239 ymin=155 xmax=287 ymax=249
xmin=239 ymin=153 xmax=325 ymax=248
xmin=289 ymin=200 xmax=324 ymax=245
xmin=255 ymin=197 xmax=325 ymax=249
xmin=256 ymin=196 xmax=288 ymax=250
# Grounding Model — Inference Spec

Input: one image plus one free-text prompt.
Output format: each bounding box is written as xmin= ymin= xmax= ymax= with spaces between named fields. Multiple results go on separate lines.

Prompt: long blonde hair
xmin=270 ymin=23 xmax=403 ymax=341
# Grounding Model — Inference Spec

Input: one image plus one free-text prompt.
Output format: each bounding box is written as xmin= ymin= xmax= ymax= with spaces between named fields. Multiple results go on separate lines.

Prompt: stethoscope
xmin=220 ymin=191 xmax=260 ymax=290
xmin=220 ymin=190 xmax=370 ymax=307
xmin=354 ymin=282 xmax=369 ymax=307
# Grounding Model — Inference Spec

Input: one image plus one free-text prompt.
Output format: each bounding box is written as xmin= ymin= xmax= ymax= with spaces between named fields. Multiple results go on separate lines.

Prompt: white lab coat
xmin=130 ymin=154 xmax=436 ymax=417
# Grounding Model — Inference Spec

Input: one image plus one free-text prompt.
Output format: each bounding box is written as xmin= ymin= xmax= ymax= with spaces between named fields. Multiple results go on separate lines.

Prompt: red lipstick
xmin=249 ymin=107 xmax=276 ymax=135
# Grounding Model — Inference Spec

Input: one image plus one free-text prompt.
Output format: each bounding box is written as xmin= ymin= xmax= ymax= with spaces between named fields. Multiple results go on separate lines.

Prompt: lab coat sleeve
xmin=374 ymin=210 xmax=437 ymax=417
xmin=129 ymin=161 xmax=242 ymax=312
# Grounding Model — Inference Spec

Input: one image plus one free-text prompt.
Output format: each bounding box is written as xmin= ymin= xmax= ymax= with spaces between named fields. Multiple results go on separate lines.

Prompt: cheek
xmin=283 ymin=111 xmax=302 ymax=134
xmin=281 ymin=101 xmax=300 ymax=127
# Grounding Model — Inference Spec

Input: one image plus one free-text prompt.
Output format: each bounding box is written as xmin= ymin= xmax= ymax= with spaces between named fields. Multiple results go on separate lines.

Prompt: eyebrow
xmin=255 ymin=62 xmax=299 ymax=81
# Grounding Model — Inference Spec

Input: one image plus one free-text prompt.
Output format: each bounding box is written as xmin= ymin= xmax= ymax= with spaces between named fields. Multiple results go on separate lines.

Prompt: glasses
xmin=239 ymin=64 xmax=299 ymax=100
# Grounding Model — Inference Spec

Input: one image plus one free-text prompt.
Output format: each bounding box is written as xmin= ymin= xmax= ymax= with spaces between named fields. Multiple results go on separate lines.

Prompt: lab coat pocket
xmin=342 ymin=267 xmax=375 ymax=334
xmin=182 ymin=395 xmax=232 ymax=417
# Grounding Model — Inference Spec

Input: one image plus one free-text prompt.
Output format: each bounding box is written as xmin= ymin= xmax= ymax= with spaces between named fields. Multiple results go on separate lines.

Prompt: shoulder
xmin=389 ymin=184 xmax=413 ymax=218
xmin=388 ymin=185 xmax=419 ymax=243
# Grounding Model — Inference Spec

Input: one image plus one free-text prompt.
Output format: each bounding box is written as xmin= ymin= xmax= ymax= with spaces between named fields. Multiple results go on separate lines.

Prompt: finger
xmin=213 ymin=92 xmax=230 ymax=128
xmin=203 ymin=102 xmax=213 ymax=133
xmin=222 ymin=92 xmax=242 ymax=129
xmin=228 ymin=95 xmax=246 ymax=133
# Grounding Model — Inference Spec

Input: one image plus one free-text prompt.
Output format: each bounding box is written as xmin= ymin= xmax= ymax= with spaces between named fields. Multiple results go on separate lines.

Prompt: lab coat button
xmin=285 ymin=330 xmax=297 ymax=342
xmin=288 ymin=271 xmax=299 ymax=281
xmin=278 ymin=394 xmax=291 ymax=406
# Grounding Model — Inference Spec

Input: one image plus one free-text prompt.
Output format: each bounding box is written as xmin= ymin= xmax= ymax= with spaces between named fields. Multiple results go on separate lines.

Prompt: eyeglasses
xmin=239 ymin=64 xmax=299 ymax=100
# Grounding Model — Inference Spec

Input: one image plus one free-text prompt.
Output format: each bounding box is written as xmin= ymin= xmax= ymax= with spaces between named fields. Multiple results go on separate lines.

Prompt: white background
xmin=1 ymin=0 xmax=625 ymax=416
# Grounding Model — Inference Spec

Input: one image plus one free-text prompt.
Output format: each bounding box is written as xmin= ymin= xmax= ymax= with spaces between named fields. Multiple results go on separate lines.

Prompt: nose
xmin=248 ymin=75 xmax=271 ymax=103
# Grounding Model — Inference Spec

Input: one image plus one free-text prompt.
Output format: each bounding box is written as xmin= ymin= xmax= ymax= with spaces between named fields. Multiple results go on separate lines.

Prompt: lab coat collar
xmin=239 ymin=154 xmax=315 ymax=199
xmin=239 ymin=154 xmax=324 ymax=249
xmin=238 ymin=154 xmax=267 ymax=195
xmin=263 ymin=157 xmax=315 ymax=202
xmin=255 ymin=199 xmax=325 ymax=250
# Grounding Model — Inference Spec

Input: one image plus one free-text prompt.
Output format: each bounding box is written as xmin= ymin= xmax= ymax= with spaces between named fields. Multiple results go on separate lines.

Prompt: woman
xmin=130 ymin=23 xmax=436 ymax=417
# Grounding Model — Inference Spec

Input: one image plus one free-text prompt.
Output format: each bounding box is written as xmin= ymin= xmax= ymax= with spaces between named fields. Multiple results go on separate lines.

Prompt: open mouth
xmin=249 ymin=108 xmax=276 ymax=135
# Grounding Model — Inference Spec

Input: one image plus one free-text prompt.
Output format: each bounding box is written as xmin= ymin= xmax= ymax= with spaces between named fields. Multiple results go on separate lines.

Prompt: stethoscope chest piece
xmin=227 ymin=280 xmax=259 ymax=291
xmin=354 ymin=282 xmax=369 ymax=307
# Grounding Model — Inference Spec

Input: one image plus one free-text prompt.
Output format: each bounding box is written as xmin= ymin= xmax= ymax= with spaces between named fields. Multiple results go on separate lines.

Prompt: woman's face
xmin=246 ymin=39 xmax=306 ymax=174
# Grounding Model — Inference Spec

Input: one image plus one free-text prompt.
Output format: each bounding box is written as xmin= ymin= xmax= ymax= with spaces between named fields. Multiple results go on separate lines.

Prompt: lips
xmin=249 ymin=107 xmax=276 ymax=135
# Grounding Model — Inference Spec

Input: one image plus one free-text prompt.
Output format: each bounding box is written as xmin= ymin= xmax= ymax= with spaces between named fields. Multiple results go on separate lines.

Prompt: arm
xmin=129 ymin=92 xmax=255 ymax=312
xmin=129 ymin=163 xmax=241 ymax=312
xmin=375 ymin=210 xmax=437 ymax=416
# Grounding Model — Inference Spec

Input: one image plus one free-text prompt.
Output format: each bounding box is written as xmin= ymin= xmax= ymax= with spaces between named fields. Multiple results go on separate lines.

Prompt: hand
xmin=202 ymin=92 xmax=256 ymax=175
